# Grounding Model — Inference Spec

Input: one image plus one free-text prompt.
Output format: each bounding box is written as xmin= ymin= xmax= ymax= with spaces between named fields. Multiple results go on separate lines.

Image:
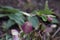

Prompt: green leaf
xmin=0 ymin=33 xmax=12 ymax=40
xmin=36 ymin=9 xmax=53 ymax=16
xmin=2 ymin=19 xmax=15 ymax=30
xmin=0 ymin=14 xmax=7 ymax=17
xmin=0 ymin=6 xmax=19 ymax=13
xmin=6 ymin=34 xmax=12 ymax=40
xmin=44 ymin=1 xmax=53 ymax=15
xmin=28 ymin=16 xmax=39 ymax=29
xmin=44 ymin=9 xmax=53 ymax=15
xmin=41 ymin=15 xmax=47 ymax=22
xmin=36 ymin=1 xmax=53 ymax=16
xmin=36 ymin=10 xmax=44 ymax=16
xmin=8 ymin=13 xmax=25 ymax=25
xmin=51 ymin=18 xmax=58 ymax=23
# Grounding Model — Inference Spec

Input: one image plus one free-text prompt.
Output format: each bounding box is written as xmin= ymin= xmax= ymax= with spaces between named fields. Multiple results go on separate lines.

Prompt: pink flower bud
xmin=47 ymin=15 xmax=55 ymax=22
xmin=22 ymin=21 xmax=33 ymax=34
xmin=11 ymin=29 xmax=19 ymax=40
xmin=47 ymin=16 xmax=53 ymax=22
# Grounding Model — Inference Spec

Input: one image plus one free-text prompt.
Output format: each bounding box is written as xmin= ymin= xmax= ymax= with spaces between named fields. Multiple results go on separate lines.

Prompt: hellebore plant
xmin=0 ymin=1 xmax=59 ymax=40
xmin=35 ymin=1 xmax=54 ymax=22
xmin=35 ymin=1 xmax=58 ymax=24
xmin=0 ymin=6 xmax=39 ymax=40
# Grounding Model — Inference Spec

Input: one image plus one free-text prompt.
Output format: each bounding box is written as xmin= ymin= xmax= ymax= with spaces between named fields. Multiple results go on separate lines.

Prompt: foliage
xmin=0 ymin=1 xmax=59 ymax=40
xmin=2 ymin=19 xmax=15 ymax=30
xmin=0 ymin=6 xmax=40 ymax=40
xmin=41 ymin=15 xmax=47 ymax=22
xmin=36 ymin=1 xmax=53 ymax=16
xmin=27 ymin=16 xmax=39 ymax=30
xmin=51 ymin=17 xmax=59 ymax=23
xmin=0 ymin=7 xmax=25 ymax=31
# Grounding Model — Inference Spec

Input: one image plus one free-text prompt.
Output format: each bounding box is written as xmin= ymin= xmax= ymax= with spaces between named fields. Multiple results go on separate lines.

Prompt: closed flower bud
xmin=47 ymin=16 xmax=53 ymax=22
xmin=22 ymin=21 xmax=33 ymax=34
xmin=48 ymin=17 xmax=53 ymax=21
